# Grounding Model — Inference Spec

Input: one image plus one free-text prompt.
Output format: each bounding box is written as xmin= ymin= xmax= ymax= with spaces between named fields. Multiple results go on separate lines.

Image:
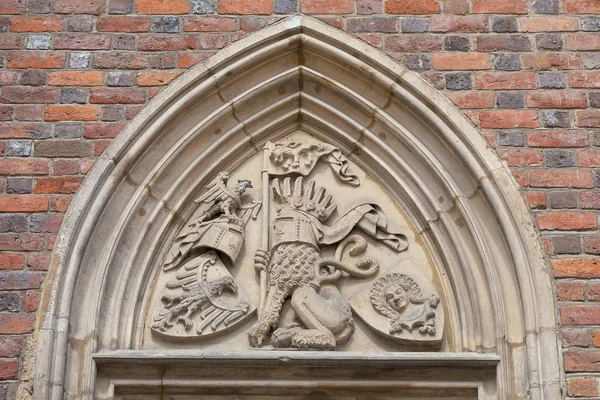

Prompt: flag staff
xmin=258 ymin=142 xmax=271 ymax=318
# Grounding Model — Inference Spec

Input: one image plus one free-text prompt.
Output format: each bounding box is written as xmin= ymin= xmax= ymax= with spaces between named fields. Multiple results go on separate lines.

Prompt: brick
xmin=347 ymin=17 xmax=397 ymax=33
xmin=552 ymin=235 xmax=580 ymax=254
xmin=108 ymin=0 xmax=134 ymax=13
xmin=0 ymin=34 xmax=21 ymax=50
xmin=386 ymin=35 xmax=442 ymax=52
xmin=11 ymin=16 xmax=62 ymax=32
xmin=0 ymin=214 xmax=27 ymax=234
xmin=524 ymin=191 xmax=545 ymax=208
xmin=2 ymin=0 xmax=25 ymax=14
xmin=431 ymin=54 xmax=490 ymax=70
xmin=35 ymin=177 xmax=84 ymax=194
xmin=548 ymin=191 xmax=578 ymax=208
xmin=34 ymin=140 xmax=92 ymax=158
xmin=538 ymin=212 xmax=597 ymax=230
xmin=401 ymin=18 xmax=428 ymax=33
xmin=139 ymin=35 xmax=195 ymax=51
xmin=0 ymin=270 xmax=44 ymax=290
xmin=275 ymin=0 xmax=296 ymax=13
xmin=582 ymin=17 xmax=600 ymax=32
xmin=66 ymin=16 xmax=94 ymax=32
xmin=578 ymin=149 xmax=600 ymax=167
xmin=89 ymin=88 xmax=146 ymax=104
xmin=151 ymin=16 xmax=179 ymax=33
xmin=68 ymin=53 xmax=89 ymax=69
xmin=446 ymin=92 xmax=493 ymax=109
xmin=498 ymin=130 xmax=525 ymax=146
xmin=24 ymin=291 xmax=40 ymax=312
xmin=536 ymin=34 xmax=562 ymax=51
xmin=401 ymin=54 xmax=431 ymax=71
xmin=545 ymin=149 xmax=575 ymax=168
xmin=54 ymin=34 xmax=111 ymax=50
xmin=562 ymin=329 xmax=589 ymax=348
xmin=445 ymin=72 xmax=472 ymax=90
xmin=0 ymin=360 xmax=18 ymax=380
xmin=565 ymin=0 xmax=600 ymax=14
xmin=178 ymin=52 xmax=214 ymax=68
xmin=577 ymin=110 xmax=600 ymax=128
xmin=14 ymin=105 xmax=44 ymax=122
xmin=472 ymin=0 xmax=527 ymax=14
xmin=6 ymin=142 xmax=31 ymax=157
xmin=0 ymin=254 xmax=25 ymax=271
xmin=30 ymin=214 xmax=62 ymax=233
xmin=474 ymin=72 xmax=535 ymax=90
xmin=137 ymin=0 xmax=189 ymax=13
xmin=0 ymin=292 xmax=21 ymax=312
xmin=582 ymin=192 xmax=600 ymax=209
xmin=27 ymin=252 xmax=51 ymax=270
xmin=137 ymin=71 xmax=182 ymax=86
xmin=97 ymin=16 xmax=151 ymax=32
xmin=84 ymin=123 xmax=124 ymax=139
xmin=585 ymin=236 xmax=600 ymax=254
xmin=51 ymin=159 xmax=78 ymax=175
xmin=530 ymin=170 xmax=593 ymax=188
xmin=55 ymin=123 xmax=83 ymax=139
xmin=493 ymin=54 xmax=520 ymax=71
xmin=519 ymin=17 xmax=577 ymax=32
xmin=54 ymin=0 xmax=104 ymax=13
xmin=0 ymin=88 xmax=58 ymax=104
xmin=532 ymin=0 xmax=559 ymax=14
xmin=0 ymin=71 xmax=18 ymax=86
xmin=6 ymin=52 xmax=65 ymax=69
xmin=100 ymin=105 xmax=125 ymax=122
xmin=385 ymin=0 xmax=440 ymax=14
xmin=20 ymin=70 xmax=46 ymax=86
xmin=430 ymin=15 xmax=487 ymax=33
xmin=93 ymin=53 xmax=147 ymax=70
xmin=480 ymin=110 xmax=539 ymax=128
xmin=526 ymin=92 xmax=586 ymax=109
xmin=198 ymin=33 xmax=228 ymax=49
xmin=566 ymin=34 xmax=600 ymax=51
xmin=444 ymin=0 xmax=468 ymax=14
xmin=182 ymin=17 xmax=237 ymax=32
xmin=48 ymin=71 xmax=103 ymax=87
xmin=476 ymin=35 xmax=531 ymax=52
xmin=570 ymin=72 xmax=600 ymax=89
xmin=220 ymin=0 xmax=272 ymax=14
xmin=538 ymin=72 xmax=565 ymax=89
xmin=44 ymin=105 xmax=99 ymax=121
xmin=0 ymin=123 xmax=51 ymax=140
xmin=356 ymin=0 xmax=381 ymax=14
xmin=556 ymin=280 xmax=585 ymax=301
xmin=542 ymin=111 xmax=571 ymax=128
xmin=492 ymin=16 xmax=517 ymax=33
xmin=0 ymin=313 xmax=36 ymax=334
xmin=359 ymin=34 xmax=383 ymax=49
xmin=523 ymin=53 xmax=581 ymax=70
xmin=0 ymin=159 xmax=49 ymax=176
xmin=567 ymin=377 xmax=598 ymax=397
xmin=6 ymin=178 xmax=32 ymax=195
xmin=496 ymin=92 xmax=524 ymax=109
xmin=563 ymin=305 xmax=600 ymax=325
xmin=112 ymin=35 xmax=136 ymax=50
xmin=0 ymin=336 xmax=21 ymax=358
xmin=497 ymin=148 xmax=543 ymax=167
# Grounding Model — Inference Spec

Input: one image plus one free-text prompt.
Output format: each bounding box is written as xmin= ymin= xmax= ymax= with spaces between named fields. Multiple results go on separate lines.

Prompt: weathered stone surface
xmin=493 ymin=54 xmax=520 ymax=71
xmin=446 ymin=72 xmax=472 ymax=90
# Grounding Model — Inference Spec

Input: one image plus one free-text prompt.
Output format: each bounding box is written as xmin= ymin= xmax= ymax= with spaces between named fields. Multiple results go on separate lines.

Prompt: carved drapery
xmin=34 ymin=16 xmax=561 ymax=399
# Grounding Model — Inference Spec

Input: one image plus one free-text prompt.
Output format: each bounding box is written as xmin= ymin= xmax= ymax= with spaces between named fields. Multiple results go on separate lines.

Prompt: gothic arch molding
xmin=33 ymin=16 xmax=561 ymax=399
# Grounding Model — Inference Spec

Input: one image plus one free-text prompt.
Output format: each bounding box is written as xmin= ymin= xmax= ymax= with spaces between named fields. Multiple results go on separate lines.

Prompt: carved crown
xmin=272 ymin=176 xmax=337 ymax=221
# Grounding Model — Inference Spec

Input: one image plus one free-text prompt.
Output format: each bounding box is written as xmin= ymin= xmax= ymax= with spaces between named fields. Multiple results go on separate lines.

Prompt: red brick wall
xmin=0 ymin=0 xmax=599 ymax=397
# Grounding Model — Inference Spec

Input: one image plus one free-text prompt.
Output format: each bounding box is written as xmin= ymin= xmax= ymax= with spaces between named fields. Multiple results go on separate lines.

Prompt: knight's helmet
xmin=270 ymin=176 xmax=337 ymax=250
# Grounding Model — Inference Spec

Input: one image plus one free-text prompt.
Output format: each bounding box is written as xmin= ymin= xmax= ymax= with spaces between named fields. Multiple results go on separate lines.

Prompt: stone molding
xmin=33 ymin=16 xmax=561 ymax=399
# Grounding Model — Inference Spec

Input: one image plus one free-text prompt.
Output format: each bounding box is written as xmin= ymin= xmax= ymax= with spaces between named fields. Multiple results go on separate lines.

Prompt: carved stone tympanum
xmin=148 ymin=135 xmax=444 ymax=350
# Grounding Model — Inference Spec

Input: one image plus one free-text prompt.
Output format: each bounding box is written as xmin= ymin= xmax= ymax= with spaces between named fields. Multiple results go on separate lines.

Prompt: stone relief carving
xmin=370 ymin=273 xmax=440 ymax=336
xmin=149 ymin=137 xmax=444 ymax=349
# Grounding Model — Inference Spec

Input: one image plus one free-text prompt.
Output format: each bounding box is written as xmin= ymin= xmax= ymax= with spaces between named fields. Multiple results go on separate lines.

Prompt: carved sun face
xmin=385 ymin=284 xmax=409 ymax=312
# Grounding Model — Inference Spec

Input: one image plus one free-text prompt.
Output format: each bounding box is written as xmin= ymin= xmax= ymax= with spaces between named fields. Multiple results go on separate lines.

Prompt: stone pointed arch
xmin=33 ymin=16 xmax=561 ymax=400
